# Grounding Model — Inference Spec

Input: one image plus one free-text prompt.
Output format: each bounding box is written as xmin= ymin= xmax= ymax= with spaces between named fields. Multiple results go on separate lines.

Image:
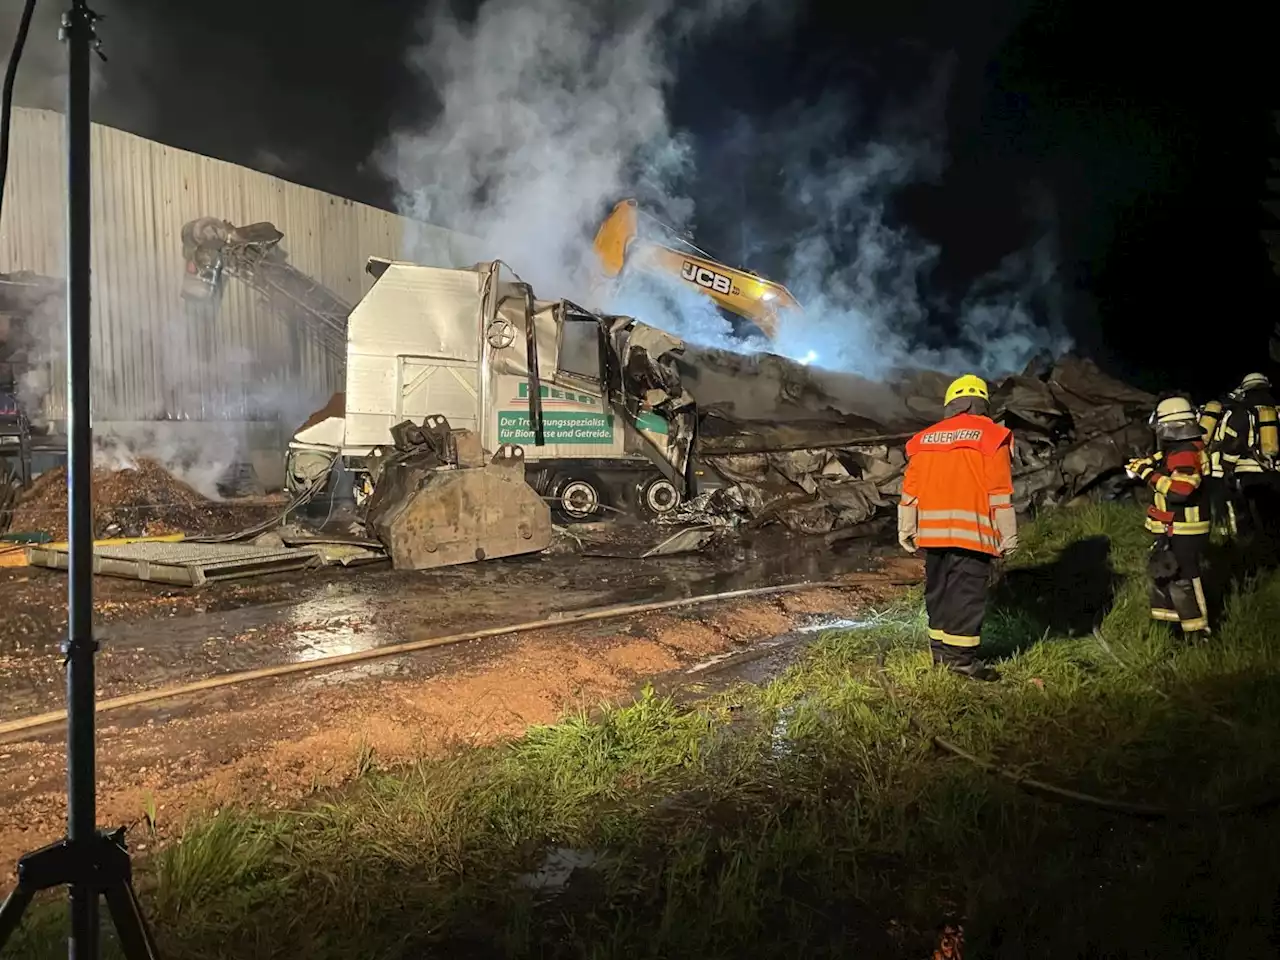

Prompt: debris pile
xmin=656 ymin=351 xmax=1157 ymax=535
xmin=7 ymin=459 xmax=284 ymax=539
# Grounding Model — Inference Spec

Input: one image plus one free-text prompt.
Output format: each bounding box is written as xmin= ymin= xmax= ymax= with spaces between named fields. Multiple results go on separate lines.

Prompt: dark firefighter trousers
xmin=1148 ymin=533 xmax=1209 ymax=634
xmin=923 ymin=547 xmax=993 ymax=667
xmin=1235 ymin=473 xmax=1280 ymax=541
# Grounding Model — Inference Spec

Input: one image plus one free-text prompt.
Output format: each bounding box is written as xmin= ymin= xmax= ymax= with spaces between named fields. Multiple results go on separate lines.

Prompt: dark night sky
xmin=14 ymin=0 xmax=1280 ymax=396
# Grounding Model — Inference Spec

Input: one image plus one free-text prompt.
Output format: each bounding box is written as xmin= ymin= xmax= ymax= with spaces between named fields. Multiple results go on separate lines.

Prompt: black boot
xmin=932 ymin=645 xmax=1001 ymax=682
xmin=947 ymin=658 xmax=1001 ymax=682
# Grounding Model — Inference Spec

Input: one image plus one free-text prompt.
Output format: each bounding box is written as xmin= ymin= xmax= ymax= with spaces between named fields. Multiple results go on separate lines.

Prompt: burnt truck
xmin=286 ymin=258 xmax=720 ymax=568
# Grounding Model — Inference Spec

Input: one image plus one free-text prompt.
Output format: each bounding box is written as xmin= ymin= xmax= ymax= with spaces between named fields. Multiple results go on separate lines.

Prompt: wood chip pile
xmin=7 ymin=459 xmax=283 ymax=539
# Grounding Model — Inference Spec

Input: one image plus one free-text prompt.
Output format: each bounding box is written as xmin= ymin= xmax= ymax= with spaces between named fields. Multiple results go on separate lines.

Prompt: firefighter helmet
xmin=1150 ymin=395 xmax=1201 ymax=441
xmin=1233 ymin=372 xmax=1271 ymax=398
xmin=944 ymin=374 xmax=989 ymax=407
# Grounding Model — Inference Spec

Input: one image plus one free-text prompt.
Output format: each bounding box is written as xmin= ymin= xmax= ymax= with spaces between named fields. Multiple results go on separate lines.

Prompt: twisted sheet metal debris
xmin=628 ymin=345 xmax=1155 ymax=537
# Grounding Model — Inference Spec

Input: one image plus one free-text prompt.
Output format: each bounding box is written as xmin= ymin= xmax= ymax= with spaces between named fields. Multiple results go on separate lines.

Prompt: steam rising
xmin=381 ymin=0 xmax=1071 ymax=380
xmin=0 ymin=1 xmax=260 ymax=496
xmin=3 ymin=278 xmax=290 ymax=498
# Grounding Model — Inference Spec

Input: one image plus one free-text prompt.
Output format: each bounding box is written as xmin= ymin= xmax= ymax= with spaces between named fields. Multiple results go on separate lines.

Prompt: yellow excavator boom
xmin=592 ymin=199 xmax=800 ymax=340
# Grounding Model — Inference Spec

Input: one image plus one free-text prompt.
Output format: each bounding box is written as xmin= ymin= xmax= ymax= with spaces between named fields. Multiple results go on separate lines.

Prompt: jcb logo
xmin=681 ymin=260 xmax=733 ymax=297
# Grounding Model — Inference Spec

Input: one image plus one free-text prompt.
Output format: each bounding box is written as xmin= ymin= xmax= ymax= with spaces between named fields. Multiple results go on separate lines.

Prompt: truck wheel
xmin=636 ymin=476 xmax=680 ymax=519
xmin=552 ymin=475 xmax=602 ymax=522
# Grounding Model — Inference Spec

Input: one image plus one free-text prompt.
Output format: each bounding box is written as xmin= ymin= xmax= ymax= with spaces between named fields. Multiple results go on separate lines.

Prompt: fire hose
xmin=0 ymin=577 xmax=858 ymax=739
xmin=871 ymin=653 xmax=1280 ymax=820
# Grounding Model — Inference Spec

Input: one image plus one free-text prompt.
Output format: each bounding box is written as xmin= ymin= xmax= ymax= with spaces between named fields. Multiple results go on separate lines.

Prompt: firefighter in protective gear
xmin=898 ymin=374 xmax=1016 ymax=681
xmin=1127 ymin=394 xmax=1211 ymax=640
xmin=1205 ymin=372 xmax=1280 ymax=542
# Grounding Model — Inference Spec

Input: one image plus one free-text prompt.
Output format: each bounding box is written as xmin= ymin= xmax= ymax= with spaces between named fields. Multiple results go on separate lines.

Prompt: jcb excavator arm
xmin=592 ymin=199 xmax=800 ymax=341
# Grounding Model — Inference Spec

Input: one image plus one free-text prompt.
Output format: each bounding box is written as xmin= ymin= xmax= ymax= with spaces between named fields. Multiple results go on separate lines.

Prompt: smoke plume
xmin=381 ymin=0 xmax=1070 ymax=381
xmin=3 ymin=274 xmax=302 ymax=498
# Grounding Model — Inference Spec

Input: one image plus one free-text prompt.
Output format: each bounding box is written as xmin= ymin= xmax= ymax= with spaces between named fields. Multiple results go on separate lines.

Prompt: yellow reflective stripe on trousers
xmin=928 ymin=628 xmax=980 ymax=648
xmin=1192 ymin=577 xmax=1209 ymax=621
xmin=1144 ymin=518 xmax=1211 ymax=535
xmin=1150 ymin=608 xmax=1180 ymax=622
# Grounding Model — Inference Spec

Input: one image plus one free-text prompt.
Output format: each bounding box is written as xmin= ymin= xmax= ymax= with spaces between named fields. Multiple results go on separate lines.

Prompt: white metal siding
xmin=0 ymin=107 xmax=479 ymax=427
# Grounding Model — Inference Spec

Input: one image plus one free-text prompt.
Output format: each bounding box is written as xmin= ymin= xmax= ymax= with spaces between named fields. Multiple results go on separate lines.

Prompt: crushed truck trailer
xmin=287 ymin=259 xmax=722 ymax=568
xmin=287 ymin=256 xmax=1161 ymax=572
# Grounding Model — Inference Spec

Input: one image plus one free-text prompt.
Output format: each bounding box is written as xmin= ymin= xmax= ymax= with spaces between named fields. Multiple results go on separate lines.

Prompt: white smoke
xmin=0 ymin=1 xmax=276 ymax=495
xmin=0 ymin=0 xmax=125 ymax=112
xmin=380 ymin=0 xmax=1071 ymax=382
xmin=3 ymin=269 xmax=309 ymax=498
xmin=378 ymin=0 xmax=785 ymax=296
xmin=766 ymin=90 xmax=1072 ymax=378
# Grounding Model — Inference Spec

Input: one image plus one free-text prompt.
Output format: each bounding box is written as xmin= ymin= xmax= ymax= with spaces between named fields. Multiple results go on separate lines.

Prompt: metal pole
xmin=63 ymin=1 xmax=98 ymax=956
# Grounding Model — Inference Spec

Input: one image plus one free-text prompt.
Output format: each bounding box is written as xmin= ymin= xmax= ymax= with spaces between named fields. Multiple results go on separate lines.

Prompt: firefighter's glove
xmin=1126 ymin=458 xmax=1155 ymax=482
xmin=994 ymin=505 xmax=1018 ymax=556
xmin=897 ymin=502 xmax=918 ymax=554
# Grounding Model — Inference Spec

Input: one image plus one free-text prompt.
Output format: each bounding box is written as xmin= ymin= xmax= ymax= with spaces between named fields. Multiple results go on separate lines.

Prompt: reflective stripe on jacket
xmin=1132 ymin=442 xmax=1210 ymax=535
xmin=1208 ymin=395 xmax=1278 ymax=476
xmin=902 ymin=413 xmax=1014 ymax=556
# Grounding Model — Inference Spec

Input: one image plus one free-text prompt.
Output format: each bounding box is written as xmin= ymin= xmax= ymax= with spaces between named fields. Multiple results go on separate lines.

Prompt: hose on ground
xmin=0 ymin=577 xmax=857 ymax=739
xmin=871 ymin=653 xmax=1280 ymax=820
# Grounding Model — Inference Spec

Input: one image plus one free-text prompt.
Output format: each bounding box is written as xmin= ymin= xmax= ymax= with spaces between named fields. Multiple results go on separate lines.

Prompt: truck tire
xmin=636 ymin=475 xmax=680 ymax=520
xmin=551 ymin=474 xmax=603 ymax=522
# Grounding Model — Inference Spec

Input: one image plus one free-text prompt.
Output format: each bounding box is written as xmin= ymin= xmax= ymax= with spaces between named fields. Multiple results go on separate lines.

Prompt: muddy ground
xmin=0 ymin=531 xmax=921 ymax=880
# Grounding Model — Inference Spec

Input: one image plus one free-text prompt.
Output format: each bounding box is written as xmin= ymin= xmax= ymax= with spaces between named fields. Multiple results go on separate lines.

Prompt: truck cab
xmin=287 ymin=259 xmax=698 ymax=522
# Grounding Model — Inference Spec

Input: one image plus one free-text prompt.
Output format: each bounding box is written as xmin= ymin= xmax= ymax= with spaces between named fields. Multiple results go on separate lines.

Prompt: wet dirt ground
xmin=0 ymin=530 xmax=922 ymax=879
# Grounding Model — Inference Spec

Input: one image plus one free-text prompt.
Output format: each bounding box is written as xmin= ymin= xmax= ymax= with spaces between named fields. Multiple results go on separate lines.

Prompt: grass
xmin=14 ymin=502 xmax=1280 ymax=958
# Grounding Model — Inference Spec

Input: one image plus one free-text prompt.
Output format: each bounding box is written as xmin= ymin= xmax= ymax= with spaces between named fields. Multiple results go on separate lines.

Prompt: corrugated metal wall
xmin=0 ymin=107 xmax=479 ymax=427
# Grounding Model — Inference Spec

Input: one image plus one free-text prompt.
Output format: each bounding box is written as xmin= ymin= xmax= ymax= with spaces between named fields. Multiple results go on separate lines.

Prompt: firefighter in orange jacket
xmin=897 ymin=374 xmax=1016 ymax=681
xmin=1127 ymin=394 xmax=1211 ymax=640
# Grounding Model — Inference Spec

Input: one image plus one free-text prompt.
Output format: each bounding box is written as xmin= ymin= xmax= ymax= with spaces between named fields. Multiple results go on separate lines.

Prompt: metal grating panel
xmin=28 ymin=540 xmax=319 ymax=586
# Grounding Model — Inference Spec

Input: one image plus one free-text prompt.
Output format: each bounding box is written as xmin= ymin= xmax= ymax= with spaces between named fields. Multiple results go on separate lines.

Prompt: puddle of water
xmin=770 ymin=704 xmax=798 ymax=759
xmin=286 ymin=586 xmax=388 ymax=663
xmin=684 ymin=617 xmax=871 ymax=677
xmin=797 ymin=617 xmax=868 ymax=634
xmin=514 ymin=847 xmax=603 ymax=895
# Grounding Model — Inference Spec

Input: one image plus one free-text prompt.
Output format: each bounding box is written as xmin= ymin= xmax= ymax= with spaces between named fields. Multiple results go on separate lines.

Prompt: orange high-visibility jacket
xmin=902 ymin=413 xmax=1014 ymax=555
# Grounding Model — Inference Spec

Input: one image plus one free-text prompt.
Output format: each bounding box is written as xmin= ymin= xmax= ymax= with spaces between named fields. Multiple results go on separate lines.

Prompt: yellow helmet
xmin=1152 ymin=395 xmax=1196 ymax=425
xmin=1151 ymin=395 xmax=1200 ymax=441
xmin=944 ymin=374 xmax=989 ymax=407
xmin=1234 ymin=372 xmax=1271 ymax=397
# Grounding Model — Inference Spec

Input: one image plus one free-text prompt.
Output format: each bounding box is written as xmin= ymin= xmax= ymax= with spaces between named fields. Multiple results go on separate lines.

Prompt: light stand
xmin=0 ymin=2 xmax=159 ymax=956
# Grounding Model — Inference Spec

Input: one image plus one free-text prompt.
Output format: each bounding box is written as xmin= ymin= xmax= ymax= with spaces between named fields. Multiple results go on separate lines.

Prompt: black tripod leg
xmin=103 ymin=880 xmax=160 ymax=960
xmin=0 ymin=886 xmax=35 ymax=950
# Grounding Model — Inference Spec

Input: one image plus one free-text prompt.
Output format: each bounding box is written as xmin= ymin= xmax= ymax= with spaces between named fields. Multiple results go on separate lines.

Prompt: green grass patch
xmin=13 ymin=503 xmax=1280 ymax=958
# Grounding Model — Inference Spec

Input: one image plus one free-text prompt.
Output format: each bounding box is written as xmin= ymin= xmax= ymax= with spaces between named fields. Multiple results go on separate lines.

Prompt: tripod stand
xmin=0 ymin=2 xmax=159 ymax=956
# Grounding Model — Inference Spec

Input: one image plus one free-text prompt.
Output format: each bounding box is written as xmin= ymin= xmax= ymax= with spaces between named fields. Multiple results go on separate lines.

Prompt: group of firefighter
xmin=896 ymin=371 xmax=1280 ymax=682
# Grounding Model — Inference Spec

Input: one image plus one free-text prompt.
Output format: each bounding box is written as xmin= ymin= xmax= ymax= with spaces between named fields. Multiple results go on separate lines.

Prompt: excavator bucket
xmin=365 ymin=435 xmax=552 ymax=570
xmin=593 ymin=200 xmax=639 ymax=278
